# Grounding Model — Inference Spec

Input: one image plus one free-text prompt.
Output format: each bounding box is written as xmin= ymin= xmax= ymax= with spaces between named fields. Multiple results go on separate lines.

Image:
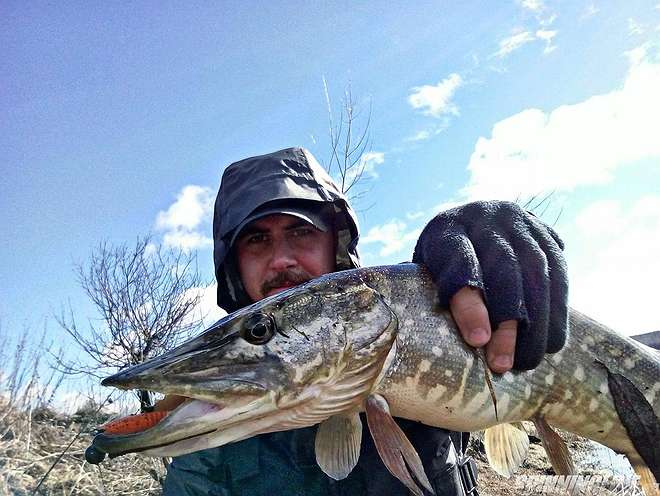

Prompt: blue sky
xmin=2 ymin=0 xmax=660 ymax=374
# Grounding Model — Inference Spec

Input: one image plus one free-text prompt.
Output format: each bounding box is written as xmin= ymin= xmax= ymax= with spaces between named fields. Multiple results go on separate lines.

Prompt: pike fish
xmin=88 ymin=264 xmax=660 ymax=495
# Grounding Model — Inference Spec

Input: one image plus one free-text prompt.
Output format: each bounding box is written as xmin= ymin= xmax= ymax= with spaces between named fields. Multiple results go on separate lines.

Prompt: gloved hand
xmin=412 ymin=200 xmax=568 ymax=372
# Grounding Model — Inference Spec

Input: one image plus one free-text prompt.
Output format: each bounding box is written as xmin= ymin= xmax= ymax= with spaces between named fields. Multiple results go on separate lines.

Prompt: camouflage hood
xmin=213 ymin=147 xmax=360 ymax=312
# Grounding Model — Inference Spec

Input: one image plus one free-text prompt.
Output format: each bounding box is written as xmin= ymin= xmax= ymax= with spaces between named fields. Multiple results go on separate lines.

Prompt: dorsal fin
xmin=483 ymin=422 xmax=529 ymax=477
xmin=314 ymin=411 xmax=363 ymax=480
xmin=365 ymin=394 xmax=434 ymax=496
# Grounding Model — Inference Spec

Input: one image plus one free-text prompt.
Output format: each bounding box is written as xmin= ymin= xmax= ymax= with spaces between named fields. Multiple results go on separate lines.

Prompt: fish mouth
xmin=92 ymin=398 xmax=222 ymax=456
xmin=90 ymin=313 xmax=291 ymax=458
xmin=90 ymin=391 xmax=280 ymax=458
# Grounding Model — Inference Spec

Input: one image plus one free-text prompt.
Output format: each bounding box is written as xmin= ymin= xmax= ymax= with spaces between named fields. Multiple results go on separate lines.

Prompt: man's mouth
xmin=265 ymin=282 xmax=296 ymax=296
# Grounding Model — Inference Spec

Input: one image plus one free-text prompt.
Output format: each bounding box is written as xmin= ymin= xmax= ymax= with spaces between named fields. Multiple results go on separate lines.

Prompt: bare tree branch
xmin=55 ymin=235 xmax=207 ymax=411
xmin=322 ymin=82 xmax=374 ymax=208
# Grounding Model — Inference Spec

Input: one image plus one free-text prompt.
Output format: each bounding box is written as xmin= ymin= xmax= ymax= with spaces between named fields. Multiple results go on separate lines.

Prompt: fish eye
xmin=241 ymin=313 xmax=276 ymax=345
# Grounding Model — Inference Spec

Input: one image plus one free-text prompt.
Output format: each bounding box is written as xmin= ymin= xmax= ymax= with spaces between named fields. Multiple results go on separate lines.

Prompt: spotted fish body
xmin=364 ymin=266 xmax=658 ymax=462
xmin=92 ymin=264 xmax=659 ymax=492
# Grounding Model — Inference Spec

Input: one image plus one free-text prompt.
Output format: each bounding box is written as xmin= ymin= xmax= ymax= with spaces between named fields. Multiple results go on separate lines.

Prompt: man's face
xmin=235 ymin=214 xmax=336 ymax=302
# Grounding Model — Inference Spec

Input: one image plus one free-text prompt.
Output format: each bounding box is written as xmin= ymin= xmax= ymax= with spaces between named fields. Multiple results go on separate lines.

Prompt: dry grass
xmin=0 ymin=323 xmax=164 ymax=495
xmin=0 ymin=399 xmax=165 ymax=495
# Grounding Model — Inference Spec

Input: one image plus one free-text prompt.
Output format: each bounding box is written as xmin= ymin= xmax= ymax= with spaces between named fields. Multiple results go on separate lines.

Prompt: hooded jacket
xmin=213 ymin=147 xmax=360 ymax=312
xmin=163 ymin=147 xmax=472 ymax=496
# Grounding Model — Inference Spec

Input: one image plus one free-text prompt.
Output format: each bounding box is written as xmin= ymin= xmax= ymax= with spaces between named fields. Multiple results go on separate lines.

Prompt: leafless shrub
xmin=54 ymin=235 xmax=207 ymax=411
xmin=0 ymin=322 xmax=64 ymax=438
xmin=322 ymin=79 xmax=374 ymax=208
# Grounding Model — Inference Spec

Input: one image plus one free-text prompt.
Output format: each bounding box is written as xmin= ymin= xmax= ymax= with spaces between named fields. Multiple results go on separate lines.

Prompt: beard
xmin=260 ymin=268 xmax=312 ymax=297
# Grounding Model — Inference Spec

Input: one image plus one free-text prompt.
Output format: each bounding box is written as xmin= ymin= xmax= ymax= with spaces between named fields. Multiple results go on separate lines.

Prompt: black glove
xmin=412 ymin=200 xmax=568 ymax=370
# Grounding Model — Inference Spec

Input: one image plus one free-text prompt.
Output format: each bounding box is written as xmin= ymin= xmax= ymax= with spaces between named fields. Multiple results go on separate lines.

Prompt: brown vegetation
xmin=0 ymin=323 xmax=164 ymax=495
xmin=1 ymin=399 xmax=165 ymax=495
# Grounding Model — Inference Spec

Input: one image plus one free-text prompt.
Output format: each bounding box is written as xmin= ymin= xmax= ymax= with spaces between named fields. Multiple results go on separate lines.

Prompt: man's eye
xmin=291 ymin=227 xmax=314 ymax=237
xmin=245 ymin=233 xmax=267 ymax=244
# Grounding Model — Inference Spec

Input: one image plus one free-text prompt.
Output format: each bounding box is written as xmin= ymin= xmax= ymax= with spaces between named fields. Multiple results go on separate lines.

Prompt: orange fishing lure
xmin=101 ymin=411 xmax=168 ymax=435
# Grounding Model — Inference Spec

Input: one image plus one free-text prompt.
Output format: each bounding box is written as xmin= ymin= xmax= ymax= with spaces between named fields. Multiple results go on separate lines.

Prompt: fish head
xmin=91 ymin=271 xmax=397 ymax=459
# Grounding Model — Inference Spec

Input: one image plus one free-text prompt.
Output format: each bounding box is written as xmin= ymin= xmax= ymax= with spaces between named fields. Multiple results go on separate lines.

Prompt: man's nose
xmin=268 ymin=238 xmax=297 ymax=271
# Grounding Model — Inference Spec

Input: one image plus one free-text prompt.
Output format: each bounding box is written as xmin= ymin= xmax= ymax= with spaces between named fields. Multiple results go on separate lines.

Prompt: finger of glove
xmin=521 ymin=216 xmax=569 ymax=354
xmin=545 ymin=222 xmax=565 ymax=250
xmin=412 ymin=226 xmax=484 ymax=306
xmin=509 ymin=226 xmax=551 ymax=370
xmin=469 ymin=229 xmax=527 ymax=326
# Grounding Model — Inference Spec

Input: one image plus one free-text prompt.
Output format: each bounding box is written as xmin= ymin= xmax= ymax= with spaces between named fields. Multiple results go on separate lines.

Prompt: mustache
xmin=261 ymin=269 xmax=311 ymax=296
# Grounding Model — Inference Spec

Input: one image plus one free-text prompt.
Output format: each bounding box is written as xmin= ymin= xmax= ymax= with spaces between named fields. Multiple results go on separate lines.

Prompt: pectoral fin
xmin=483 ymin=422 xmax=529 ymax=477
xmin=315 ymin=411 xmax=363 ymax=480
xmin=365 ymin=394 xmax=434 ymax=496
xmin=533 ymin=416 xmax=575 ymax=475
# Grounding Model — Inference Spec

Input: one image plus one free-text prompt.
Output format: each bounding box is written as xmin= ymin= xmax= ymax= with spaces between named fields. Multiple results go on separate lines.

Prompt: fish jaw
xmin=94 ymin=272 xmax=400 ymax=458
xmin=92 ymin=394 xmax=283 ymax=457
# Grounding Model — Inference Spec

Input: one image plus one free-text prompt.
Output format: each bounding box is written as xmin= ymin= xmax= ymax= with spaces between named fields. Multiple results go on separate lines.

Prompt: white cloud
xmin=359 ymin=151 xmax=386 ymax=178
xmin=462 ymin=48 xmax=660 ymax=201
xmin=628 ymin=18 xmax=644 ymax=36
xmin=406 ymin=124 xmax=450 ymax=142
xmin=163 ymin=230 xmax=213 ymax=251
xmin=536 ymin=29 xmax=557 ymax=54
xmin=180 ymin=283 xmax=226 ymax=329
xmin=406 ymin=210 xmax=426 ymax=221
xmin=408 ymin=73 xmax=463 ymax=118
xmin=495 ymin=31 xmax=535 ymax=58
xmin=156 ymin=185 xmax=214 ymax=231
xmin=517 ymin=0 xmax=544 ymax=12
xmin=625 ymin=43 xmax=652 ymax=66
xmin=361 ymin=220 xmax=422 ymax=257
xmin=539 ymin=14 xmax=557 ymax=27
xmin=156 ymin=185 xmax=214 ymax=251
xmin=569 ymin=196 xmax=660 ymax=335
xmin=582 ymin=4 xmax=599 ymax=19
xmin=52 ymin=388 xmax=130 ymax=415
xmin=408 ymin=130 xmax=432 ymax=142
xmin=495 ymin=29 xmax=557 ymax=58
xmin=144 ymin=241 xmax=158 ymax=258
xmin=340 ymin=150 xmax=386 ymax=185
xmin=432 ymin=200 xmax=463 ymax=213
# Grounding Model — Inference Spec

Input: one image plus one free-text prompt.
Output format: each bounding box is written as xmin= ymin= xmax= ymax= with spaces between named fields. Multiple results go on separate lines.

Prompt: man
xmin=161 ymin=147 xmax=568 ymax=495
